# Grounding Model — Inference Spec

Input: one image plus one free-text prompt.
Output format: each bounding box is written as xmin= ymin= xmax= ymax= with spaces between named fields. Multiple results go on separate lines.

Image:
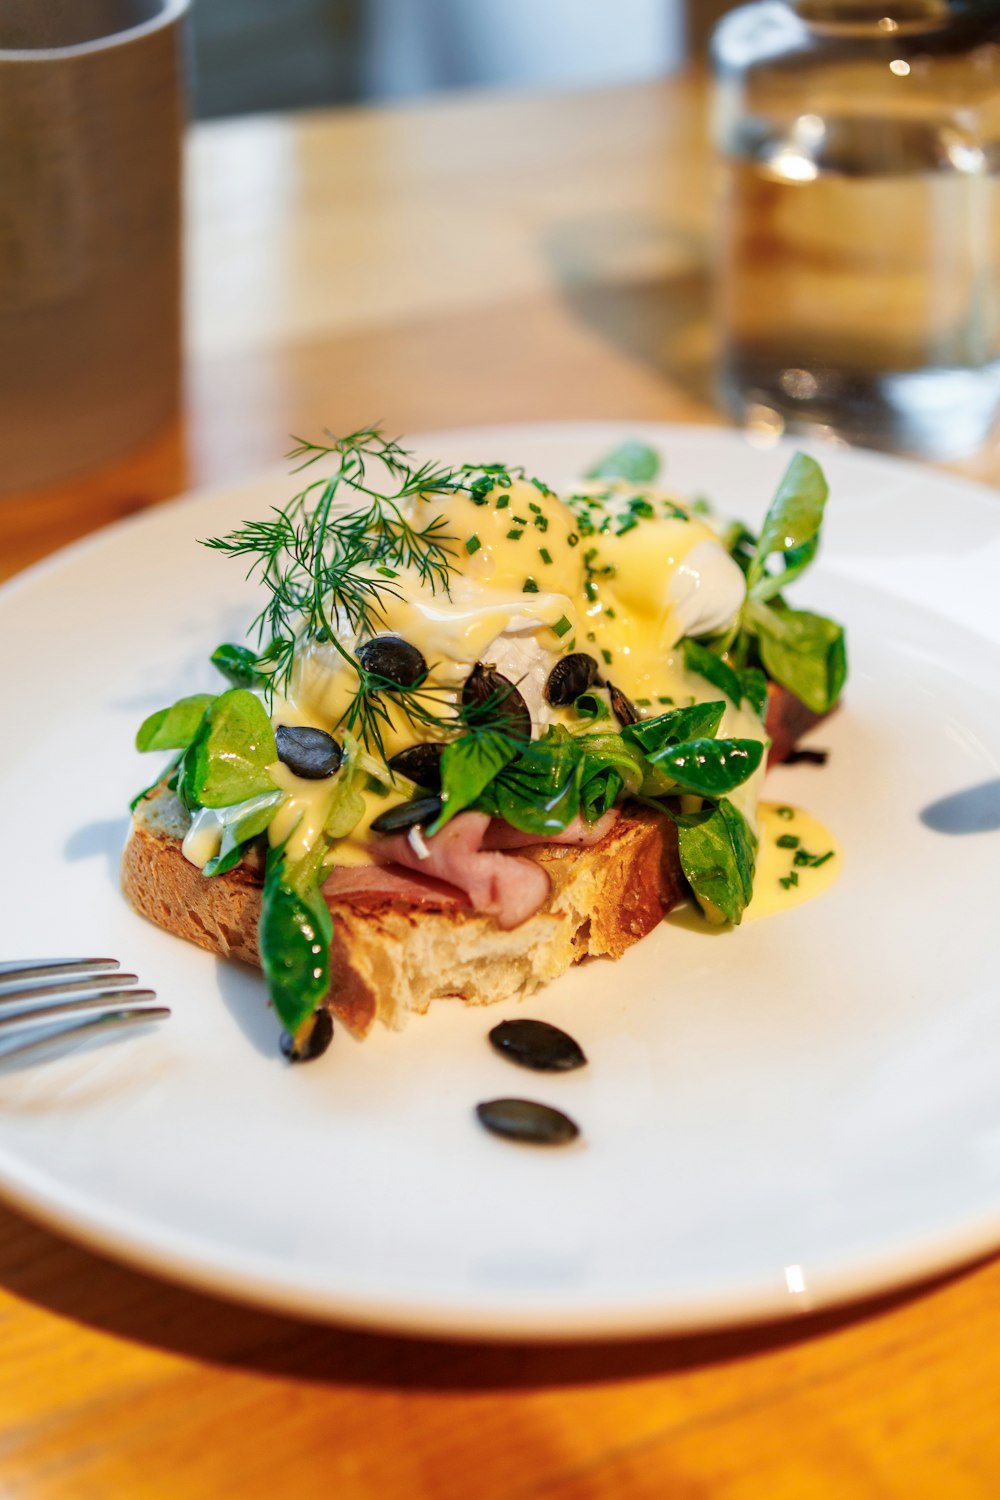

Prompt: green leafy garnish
xmin=701 ymin=452 xmax=846 ymax=715
xmin=176 ymin=689 xmax=277 ymax=811
xmin=585 ymin=440 xmax=661 ymax=484
xmin=211 ymin=644 xmax=270 ymax=690
xmin=202 ymin=790 xmax=284 ymax=877
xmin=672 ymin=798 xmax=758 ymax=925
xmin=136 ymin=694 xmax=216 ymax=753
xmin=259 ymin=842 xmax=334 ymax=1035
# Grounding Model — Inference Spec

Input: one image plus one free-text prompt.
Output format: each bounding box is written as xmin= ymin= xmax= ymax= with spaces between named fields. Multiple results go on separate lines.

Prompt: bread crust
xmin=121 ymin=788 xmax=684 ymax=1035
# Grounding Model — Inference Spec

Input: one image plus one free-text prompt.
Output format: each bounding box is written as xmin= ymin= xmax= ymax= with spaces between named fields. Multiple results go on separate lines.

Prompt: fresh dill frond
xmin=202 ymin=426 xmax=467 ymax=702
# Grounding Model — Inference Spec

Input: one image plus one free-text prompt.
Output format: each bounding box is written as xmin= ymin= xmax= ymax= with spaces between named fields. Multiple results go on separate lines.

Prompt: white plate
xmin=2 ymin=421 xmax=1000 ymax=1342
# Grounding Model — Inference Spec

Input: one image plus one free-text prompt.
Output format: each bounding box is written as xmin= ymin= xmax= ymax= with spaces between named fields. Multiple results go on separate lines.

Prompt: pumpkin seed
xmin=280 ymin=1008 xmax=334 ymax=1062
xmin=369 ymin=795 xmax=444 ymax=835
xmin=463 ymin=662 xmax=531 ymax=740
xmin=475 ymin=1097 xmax=580 ymax=1145
xmin=387 ymin=742 xmax=446 ymax=790
xmin=608 ymin=680 xmax=640 ymax=726
xmin=275 ymin=724 xmax=342 ymax=779
xmin=356 ymin=634 xmax=427 ymax=688
xmin=488 ymin=1018 xmax=587 ymax=1072
xmin=544 ymin=652 xmax=600 ymax=707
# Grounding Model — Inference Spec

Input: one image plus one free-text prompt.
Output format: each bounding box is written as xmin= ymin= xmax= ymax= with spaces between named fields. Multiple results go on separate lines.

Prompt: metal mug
xmin=0 ymin=0 xmax=188 ymax=493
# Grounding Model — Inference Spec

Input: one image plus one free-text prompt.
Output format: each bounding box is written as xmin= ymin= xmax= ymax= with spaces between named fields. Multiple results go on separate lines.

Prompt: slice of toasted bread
xmin=121 ymin=786 xmax=685 ymax=1035
xmin=121 ymin=685 xmax=828 ymax=1037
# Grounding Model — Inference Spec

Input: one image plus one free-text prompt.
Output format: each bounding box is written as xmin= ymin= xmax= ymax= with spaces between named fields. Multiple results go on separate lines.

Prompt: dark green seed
xmin=488 ymin=1019 xmax=587 ymax=1072
xmin=387 ymin=742 xmax=446 ymax=791
xmin=607 ymin=681 xmax=640 ymax=726
xmin=463 ymin=663 xmax=532 ymax=741
xmin=275 ymin=724 xmax=343 ymax=780
xmin=356 ymin=634 xmax=427 ymax=688
xmin=475 ymin=1098 xmax=580 ymax=1145
xmin=544 ymin=652 xmax=600 ymax=707
xmin=369 ymin=795 xmax=444 ymax=835
xmin=280 ymin=1009 xmax=334 ymax=1062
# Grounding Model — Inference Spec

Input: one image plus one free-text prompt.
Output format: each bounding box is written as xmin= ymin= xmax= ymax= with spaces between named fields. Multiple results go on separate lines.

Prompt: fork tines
xmin=0 ymin=958 xmax=169 ymax=1064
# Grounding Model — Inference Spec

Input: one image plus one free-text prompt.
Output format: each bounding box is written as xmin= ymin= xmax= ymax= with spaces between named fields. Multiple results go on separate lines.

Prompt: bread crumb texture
xmin=122 ymin=787 xmax=685 ymax=1036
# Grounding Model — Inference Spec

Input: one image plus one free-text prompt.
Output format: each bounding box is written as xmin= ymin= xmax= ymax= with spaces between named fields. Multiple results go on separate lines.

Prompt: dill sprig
xmin=202 ymin=425 xmax=466 ymax=698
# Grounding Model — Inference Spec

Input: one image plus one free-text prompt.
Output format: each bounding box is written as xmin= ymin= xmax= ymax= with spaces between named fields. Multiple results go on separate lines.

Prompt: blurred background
xmin=188 ymin=0 xmax=735 ymax=117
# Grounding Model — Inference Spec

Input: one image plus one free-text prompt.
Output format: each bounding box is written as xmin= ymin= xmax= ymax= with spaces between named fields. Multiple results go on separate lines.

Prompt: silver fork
xmin=0 ymin=959 xmax=170 ymax=1064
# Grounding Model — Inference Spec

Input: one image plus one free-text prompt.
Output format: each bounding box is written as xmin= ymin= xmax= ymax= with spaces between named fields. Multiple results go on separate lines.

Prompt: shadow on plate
xmin=920 ymin=780 xmax=1000 ymax=835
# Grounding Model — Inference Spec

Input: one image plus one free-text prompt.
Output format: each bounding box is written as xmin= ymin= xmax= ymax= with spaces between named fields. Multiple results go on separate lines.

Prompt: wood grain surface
xmin=2 ymin=74 xmax=1000 ymax=1500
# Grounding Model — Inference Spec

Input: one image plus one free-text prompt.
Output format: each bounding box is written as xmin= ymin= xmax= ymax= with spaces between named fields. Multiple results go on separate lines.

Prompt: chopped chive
xmin=495 ymin=494 xmax=509 ymax=509
xmin=811 ymin=850 xmax=835 ymax=868
xmin=465 ymin=534 xmax=481 ymax=555
xmin=615 ymin=516 xmax=639 ymax=536
xmin=529 ymin=502 xmax=542 ymax=514
xmin=779 ymin=872 xmax=799 ymax=890
xmin=776 ymin=834 xmax=799 ymax=849
xmin=533 ymin=515 xmax=549 ymax=532
xmin=584 ymin=580 xmax=598 ymax=602
xmin=552 ymin=614 xmax=572 ymax=638
xmin=657 ymin=695 xmax=674 ymax=705
xmin=506 ymin=528 xmax=524 ymax=541
xmin=601 ymin=648 xmax=613 ymax=665
xmin=776 ymin=806 xmax=795 ymax=820
xmin=539 ymin=547 xmax=553 ymax=565
xmin=512 ymin=515 xmax=528 ymax=524
xmin=567 ymin=638 xmax=576 ymax=652
xmin=523 ymin=577 xmax=540 ymax=594
xmin=586 ymin=631 xmax=596 ymax=642
xmin=604 ymin=607 xmax=616 ymax=619
xmin=567 ymin=532 xmax=580 ymax=547
xmin=376 ymin=566 xmax=398 ymax=578
xmin=365 ymin=775 xmax=390 ymax=797
xmin=635 ymin=697 xmax=652 ymax=706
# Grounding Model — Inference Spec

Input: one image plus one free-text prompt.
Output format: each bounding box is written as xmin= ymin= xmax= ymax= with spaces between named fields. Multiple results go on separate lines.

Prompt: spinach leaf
xmin=258 ymin=842 xmax=334 ymax=1035
xmin=202 ymin=789 xmax=284 ymax=877
xmin=646 ymin=736 xmax=763 ymax=798
xmin=585 ymin=440 xmax=661 ymax=484
xmin=681 ymin=639 xmax=769 ymax=719
xmin=682 ymin=639 xmax=742 ymax=707
xmin=622 ymin=701 xmax=726 ymax=756
xmin=177 ymin=688 xmax=278 ymax=811
xmin=491 ymin=730 xmax=581 ymax=835
xmin=739 ymin=667 xmax=769 ymax=719
xmin=747 ymin=452 xmax=828 ymax=596
xmin=578 ymin=734 xmax=645 ymax=821
xmin=672 ymin=798 xmax=757 ymax=925
xmin=136 ymin=694 xmax=216 ymax=753
xmin=211 ymin=643 xmax=269 ymax=690
xmin=430 ymin=730 xmax=519 ymax=832
xmin=746 ymin=598 xmax=847 ymax=715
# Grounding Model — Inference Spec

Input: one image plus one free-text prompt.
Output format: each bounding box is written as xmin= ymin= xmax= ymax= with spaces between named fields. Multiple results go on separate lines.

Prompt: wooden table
xmin=2 ymin=75 xmax=1000 ymax=1499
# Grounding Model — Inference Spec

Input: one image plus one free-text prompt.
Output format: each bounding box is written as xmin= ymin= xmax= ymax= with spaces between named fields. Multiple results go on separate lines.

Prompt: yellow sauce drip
xmin=745 ymin=801 xmax=842 ymax=920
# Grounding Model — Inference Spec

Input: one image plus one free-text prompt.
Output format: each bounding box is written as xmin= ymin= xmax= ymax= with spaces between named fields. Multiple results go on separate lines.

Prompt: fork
xmin=0 ymin=959 xmax=170 ymax=1064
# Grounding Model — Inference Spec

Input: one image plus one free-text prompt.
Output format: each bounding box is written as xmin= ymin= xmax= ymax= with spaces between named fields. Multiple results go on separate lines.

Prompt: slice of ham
xmin=322 ymin=863 xmax=469 ymax=909
xmin=371 ymin=811 xmax=552 ymax=930
xmin=482 ymin=808 xmax=619 ymax=850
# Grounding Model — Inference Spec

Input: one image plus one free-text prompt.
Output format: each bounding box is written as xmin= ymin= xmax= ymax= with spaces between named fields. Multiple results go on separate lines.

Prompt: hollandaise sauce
xmin=746 ymin=802 xmax=841 ymax=919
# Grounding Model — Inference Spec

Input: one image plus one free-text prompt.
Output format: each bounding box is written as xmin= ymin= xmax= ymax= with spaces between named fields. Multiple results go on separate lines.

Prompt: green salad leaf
xmin=585 ymin=440 xmax=661 ymax=484
xmin=202 ymin=789 xmax=284 ymax=878
xmin=259 ymin=841 xmax=334 ymax=1035
xmin=672 ymin=798 xmax=757 ymax=925
xmin=431 ymin=730 xmax=519 ymax=832
xmin=646 ymin=736 xmax=763 ymax=800
xmin=177 ymin=689 xmax=278 ymax=810
xmin=136 ymin=694 xmax=216 ymax=753
xmin=745 ymin=598 xmax=847 ymax=716
xmin=211 ymin=643 xmax=270 ymax=690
